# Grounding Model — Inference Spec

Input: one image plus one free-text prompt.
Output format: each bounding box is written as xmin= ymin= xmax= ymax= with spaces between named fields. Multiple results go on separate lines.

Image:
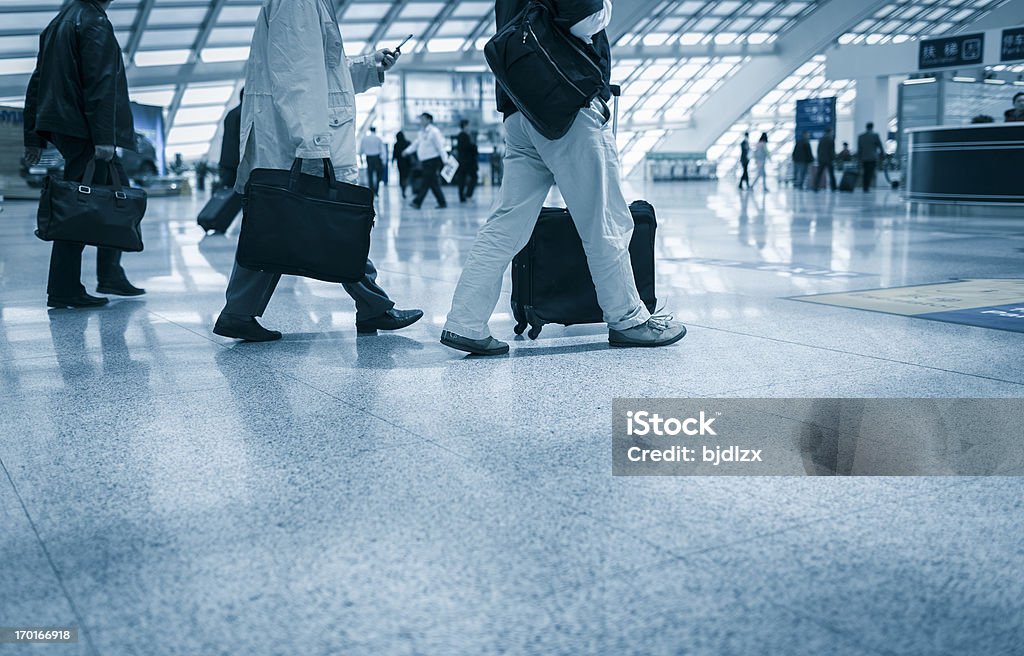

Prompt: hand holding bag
xmin=237 ymin=158 xmax=375 ymax=283
xmin=35 ymin=158 xmax=146 ymax=252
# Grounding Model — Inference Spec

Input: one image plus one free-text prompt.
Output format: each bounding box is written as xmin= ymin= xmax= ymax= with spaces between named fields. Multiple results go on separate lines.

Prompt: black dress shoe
xmin=47 ymin=293 xmax=109 ymax=309
xmin=213 ymin=315 xmax=282 ymax=342
xmin=355 ymin=308 xmax=424 ymax=332
xmin=97 ymin=280 xmax=146 ymax=296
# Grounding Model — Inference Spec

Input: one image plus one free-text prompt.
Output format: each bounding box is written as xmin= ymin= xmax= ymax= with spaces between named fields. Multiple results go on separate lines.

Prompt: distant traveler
xmin=212 ymin=0 xmax=422 ymax=342
xmin=220 ymin=88 xmax=243 ymax=189
xmin=360 ymin=126 xmax=385 ymax=196
xmin=836 ymin=142 xmax=853 ymax=164
xmin=738 ymin=132 xmax=750 ymax=190
xmin=1005 ymin=92 xmax=1024 ymax=122
xmin=24 ymin=0 xmax=146 ymax=308
xmin=814 ymin=128 xmax=836 ymax=192
xmin=404 ymin=112 xmax=451 ymax=209
xmin=455 ymin=119 xmax=479 ymax=203
xmin=440 ymin=0 xmax=686 ymax=356
xmin=393 ymin=131 xmax=412 ymax=197
xmin=791 ymin=131 xmax=814 ymax=189
xmin=857 ymin=122 xmax=885 ymax=192
xmin=750 ymin=132 xmax=771 ymax=192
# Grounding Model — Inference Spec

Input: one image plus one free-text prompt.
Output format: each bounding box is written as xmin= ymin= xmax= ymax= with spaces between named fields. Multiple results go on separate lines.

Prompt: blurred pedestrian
xmin=750 ymin=132 xmax=770 ymax=192
xmin=393 ymin=131 xmax=412 ymax=197
xmin=857 ymin=122 xmax=885 ymax=192
xmin=814 ymin=128 xmax=836 ymax=192
xmin=738 ymin=132 xmax=750 ymax=190
xmin=360 ymin=126 xmax=385 ymax=196
xmin=792 ymin=131 xmax=813 ymax=189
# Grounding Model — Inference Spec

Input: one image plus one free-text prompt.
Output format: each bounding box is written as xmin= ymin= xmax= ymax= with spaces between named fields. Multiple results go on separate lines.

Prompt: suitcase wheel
xmin=527 ymin=325 xmax=542 ymax=340
xmin=514 ymin=320 xmax=527 ymax=336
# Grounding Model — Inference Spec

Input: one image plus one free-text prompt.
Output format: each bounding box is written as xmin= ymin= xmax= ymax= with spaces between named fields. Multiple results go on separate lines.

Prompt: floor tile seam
xmin=0 ymin=455 xmax=101 ymax=656
xmin=765 ymin=599 xmax=904 ymax=656
xmin=680 ymin=322 xmax=1024 ymax=387
xmin=699 ymin=364 xmax=883 ymax=397
xmin=564 ymin=479 xmax=969 ymax=590
xmin=0 ymin=382 xmax=232 ymax=405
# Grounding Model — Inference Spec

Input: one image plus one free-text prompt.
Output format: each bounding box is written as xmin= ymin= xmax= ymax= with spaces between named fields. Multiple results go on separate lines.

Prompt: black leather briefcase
xmin=237 ymin=158 xmax=374 ymax=283
xmin=35 ymin=158 xmax=147 ymax=252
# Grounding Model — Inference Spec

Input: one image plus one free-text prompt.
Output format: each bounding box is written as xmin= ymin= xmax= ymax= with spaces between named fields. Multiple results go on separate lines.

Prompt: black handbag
xmin=484 ymin=0 xmax=604 ymax=140
xmin=237 ymin=158 xmax=375 ymax=283
xmin=35 ymin=158 xmax=146 ymax=252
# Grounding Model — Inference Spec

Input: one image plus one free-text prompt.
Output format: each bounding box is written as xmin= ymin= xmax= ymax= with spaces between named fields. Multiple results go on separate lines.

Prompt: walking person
xmin=814 ymin=128 xmax=836 ymax=192
xmin=404 ymin=113 xmax=452 ymax=209
xmin=440 ymin=0 xmax=686 ymax=356
xmin=393 ymin=131 xmax=412 ymax=198
xmin=455 ymin=119 xmax=479 ymax=203
xmin=360 ymin=126 xmax=385 ymax=196
xmin=857 ymin=122 xmax=885 ymax=192
xmin=23 ymin=0 xmax=146 ymax=308
xmin=738 ymin=132 xmax=751 ymax=190
xmin=791 ymin=131 xmax=813 ymax=190
xmin=212 ymin=0 xmax=422 ymax=342
xmin=750 ymin=133 xmax=771 ymax=192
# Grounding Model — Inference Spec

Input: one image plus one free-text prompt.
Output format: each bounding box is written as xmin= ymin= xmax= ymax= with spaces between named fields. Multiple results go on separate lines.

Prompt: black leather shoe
xmin=213 ymin=315 xmax=282 ymax=342
xmin=47 ymin=293 xmax=109 ymax=309
xmin=356 ymin=308 xmax=424 ymax=332
xmin=97 ymin=280 xmax=146 ymax=296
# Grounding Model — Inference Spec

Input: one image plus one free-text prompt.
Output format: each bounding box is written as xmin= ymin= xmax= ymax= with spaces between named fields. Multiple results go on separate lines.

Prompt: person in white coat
xmin=213 ymin=0 xmax=422 ymax=341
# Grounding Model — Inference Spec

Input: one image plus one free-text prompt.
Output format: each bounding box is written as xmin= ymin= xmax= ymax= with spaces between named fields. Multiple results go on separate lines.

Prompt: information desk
xmin=906 ymin=123 xmax=1024 ymax=205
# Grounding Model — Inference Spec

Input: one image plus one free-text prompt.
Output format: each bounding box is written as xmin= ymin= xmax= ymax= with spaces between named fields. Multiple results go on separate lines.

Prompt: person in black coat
xmin=24 ymin=0 xmax=145 ymax=308
xmin=791 ymin=131 xmax=814 ymax=190
xmin=455 ymin=120 xmax=479 ymax=203
xmin=219 ymin=88 xmax=243 ymax=190
xmin=392 ymin=131 xmax=413 ymax=198
xmin=814 ymin=129 xmax=836 ymax=192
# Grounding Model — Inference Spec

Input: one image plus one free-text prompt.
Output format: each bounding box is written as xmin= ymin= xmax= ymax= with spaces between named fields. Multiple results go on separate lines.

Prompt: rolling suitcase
xmin=838 ymin=163 xmax=859 ymax=192
xmin=198 ymin=187 xmax=243 ymax=233
xmin=511 ymin=200 xmax=657 ymax=339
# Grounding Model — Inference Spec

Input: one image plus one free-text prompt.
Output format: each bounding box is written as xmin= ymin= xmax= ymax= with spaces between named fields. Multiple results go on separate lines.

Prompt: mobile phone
xmin=394 ymin=34 xmax=414 ymax=54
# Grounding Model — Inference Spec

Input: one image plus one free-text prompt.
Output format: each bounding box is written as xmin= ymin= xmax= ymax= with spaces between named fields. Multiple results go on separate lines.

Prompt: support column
xmin=854 ymin=75 xmax=891 ymax=138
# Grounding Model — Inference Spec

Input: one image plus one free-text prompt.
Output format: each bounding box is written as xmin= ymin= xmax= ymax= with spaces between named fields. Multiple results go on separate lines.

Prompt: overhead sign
xmin=1002 ymin=26 xmax=1024 ymax=63
xmin=919 ymin=33 xmax=985 ymax=70
xmin=795 ymin=97 xmax=836 ymax=140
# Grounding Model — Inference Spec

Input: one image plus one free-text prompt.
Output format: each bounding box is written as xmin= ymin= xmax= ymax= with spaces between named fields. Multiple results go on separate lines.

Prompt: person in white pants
xmin=440 ymin=0 xmax=686 ymax=356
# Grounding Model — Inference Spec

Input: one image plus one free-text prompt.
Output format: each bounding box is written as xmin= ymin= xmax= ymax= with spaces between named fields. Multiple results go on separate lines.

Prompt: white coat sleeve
xmin=347 ymin=54 xmax=383 ymax=95
xmin=267 ymin=0 xmax=331 ymax=160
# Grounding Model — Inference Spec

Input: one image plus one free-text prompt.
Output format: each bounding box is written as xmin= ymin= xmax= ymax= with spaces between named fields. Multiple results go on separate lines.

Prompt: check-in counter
xmin=906 ymin=123 xmax=1024 ymax=206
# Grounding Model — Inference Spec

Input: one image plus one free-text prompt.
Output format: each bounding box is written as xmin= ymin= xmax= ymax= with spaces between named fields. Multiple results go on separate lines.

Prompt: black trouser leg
xmin=826 ymin=165 xmax=836 ymax=190
xmin=413 ymin=157 xmax=446 ymax=207
xmin=862 ymin=161 xmax=876 ymax=191
xmin=739 ymin=162 xmax=750 ymax=188
xmin=47 ymin=241 xmax=87 ymax=297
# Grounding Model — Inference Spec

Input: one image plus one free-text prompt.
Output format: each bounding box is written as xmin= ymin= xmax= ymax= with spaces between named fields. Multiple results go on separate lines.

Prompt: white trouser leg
xmin=530 ymin=101 xmax=650 ymax=332
xmin=444 ymin=114 xmax=554 ymax=340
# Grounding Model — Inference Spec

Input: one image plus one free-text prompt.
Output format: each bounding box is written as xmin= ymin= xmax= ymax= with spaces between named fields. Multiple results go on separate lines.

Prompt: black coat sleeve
xmin=78 ymin=16 xmax=122 ymax=146
xmin=23 ymin=66 xmax=45 ymax=149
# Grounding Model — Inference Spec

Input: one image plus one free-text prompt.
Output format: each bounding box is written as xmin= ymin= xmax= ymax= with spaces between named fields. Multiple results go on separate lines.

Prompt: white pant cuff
xmin=442 ymin=319 xmax=491 ymax=341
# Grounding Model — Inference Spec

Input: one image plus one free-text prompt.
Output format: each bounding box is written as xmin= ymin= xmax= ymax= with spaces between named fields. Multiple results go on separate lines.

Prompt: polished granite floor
xmin=1 ymin=180 xmax=1022 ymax=655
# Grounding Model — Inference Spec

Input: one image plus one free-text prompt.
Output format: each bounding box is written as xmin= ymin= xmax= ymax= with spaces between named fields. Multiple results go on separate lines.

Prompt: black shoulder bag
xmin=484 ymin=0 xmax=605 ymax=140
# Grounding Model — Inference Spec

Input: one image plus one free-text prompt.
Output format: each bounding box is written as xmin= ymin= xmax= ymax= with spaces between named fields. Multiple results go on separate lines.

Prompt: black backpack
xmin=484 ymin=0 xmax=605 ymax=140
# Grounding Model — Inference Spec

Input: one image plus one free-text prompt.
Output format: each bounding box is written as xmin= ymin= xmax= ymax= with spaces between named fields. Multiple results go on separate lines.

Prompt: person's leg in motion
xmin=346 ymin=258 xmax=423 ymax=332
xmin=46 ymin=135 xmax=105 ymax=308
xmin=410 ymin=158 xmax=435 ymax=208
xmin=95 ymin=156 xmax=145 ymax=296
xmin=533 ymin=100 xmax=684 ymax=348
xmin=214 ymin=198 xmax=282 ymax=341
xmin=427 ymin=158 xmax=447 ymax=208
xmin=862 ymin=161 xmax=875 ymax=192
xmin=442 ymin=114 xmax=554 ymax=355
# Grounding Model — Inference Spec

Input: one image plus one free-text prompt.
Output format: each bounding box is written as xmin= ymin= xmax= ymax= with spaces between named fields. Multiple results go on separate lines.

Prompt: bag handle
xmin=289 ymin=157 xmax=337 ymax=188
xmin=80 ymin=157 xmax=125 ymax=192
